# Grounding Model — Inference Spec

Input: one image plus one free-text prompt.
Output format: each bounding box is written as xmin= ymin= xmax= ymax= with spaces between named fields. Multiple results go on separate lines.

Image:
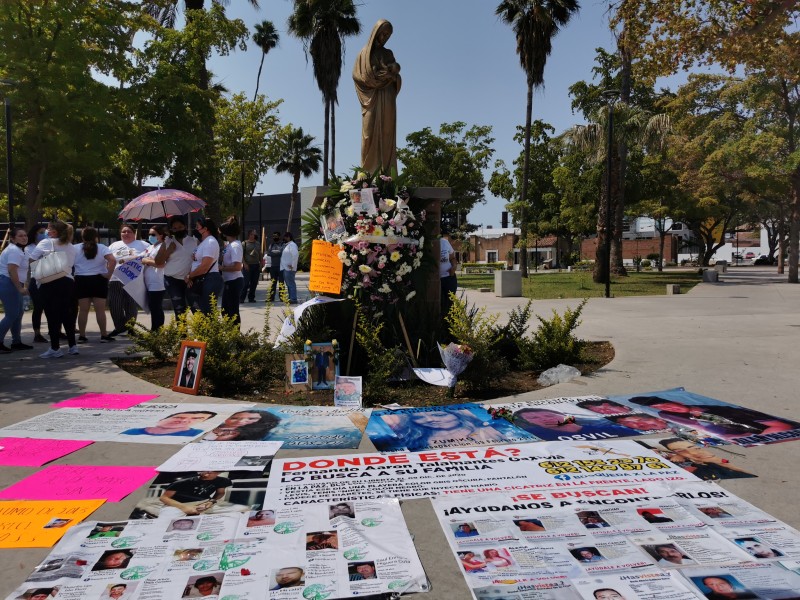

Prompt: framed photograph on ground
xmin=309 ymin=342 xmax=338 ymax=391
xmin=286 ymin=354 xmax=311 ymax=392
xmin=172 ymin=341 xmax=206 ymax=395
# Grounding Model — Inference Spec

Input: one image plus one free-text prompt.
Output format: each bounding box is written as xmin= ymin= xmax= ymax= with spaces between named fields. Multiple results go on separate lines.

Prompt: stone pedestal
xmin=495 ymin=270 xmax=523 ymax=297
xmin=714 ymin=261 xmax=727 ymax=273
xmin=666 ymin=284 xmax=681 ymax=295
xmin=702 ymin=270 xmax=719 ymax=283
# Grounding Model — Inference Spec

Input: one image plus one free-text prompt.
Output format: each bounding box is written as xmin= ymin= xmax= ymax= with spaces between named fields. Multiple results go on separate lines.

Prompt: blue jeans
xmin=147 ymin=290 xmax=165 ymax=330
xmin=164 ymin=276 xmax=188 ymax=317
xmin=282 ymin=269 xmax=297 ymax=303
xmin=188 ymin=272 xmax=223 ymax=315
xmin=240 ymin=264 xmax=260 ymax=301
xmin=0 ymin=275 xmax=23 ymax=345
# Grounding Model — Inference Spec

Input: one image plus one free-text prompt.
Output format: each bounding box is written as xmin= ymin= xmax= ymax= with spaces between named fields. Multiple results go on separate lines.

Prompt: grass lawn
xmin=458 ymin=269 xmax=702 ymax=299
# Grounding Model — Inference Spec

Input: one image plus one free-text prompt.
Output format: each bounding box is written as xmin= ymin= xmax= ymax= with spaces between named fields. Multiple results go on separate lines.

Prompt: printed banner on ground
xmin=366 ymin=403 xmax=539 ymax=452
xmin=0 ymin=438 xmax=93 ymax=467
xmin=0 ymin=465 xmax=157 ymax=502
xmin=199 ymin=406 xmax=369 ymax=449
xmin=487 ymin=396 xmax=655 ymax=442
xmin=609 ymin=388 xmax=800 ymax=446
xmin=0 ymin=500 xmax=104 ymax=548
xmin=680 ymin=562 xmax=800 ymax=599
xmin=637 ymin=437 xmax=757 ymax=481
xmin=157 ymin=440 xmax=283 ymax=472
xmin=264 ymin=440 xmax=699 ymax=507
xmin=6 ymin=499 xmax=427 ymax=600
xmin=0 ymin=403 xmax=252 ymax=444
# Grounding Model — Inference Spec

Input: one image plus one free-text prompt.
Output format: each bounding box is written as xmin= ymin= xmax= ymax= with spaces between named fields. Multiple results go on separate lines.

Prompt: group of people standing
xmin=0 ymin=216 xmax=301 ymax=358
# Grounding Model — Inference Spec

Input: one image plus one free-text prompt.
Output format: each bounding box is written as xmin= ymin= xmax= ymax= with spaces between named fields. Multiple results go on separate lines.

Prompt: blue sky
xmin=185 ymin=0 xmax=622 ymax=227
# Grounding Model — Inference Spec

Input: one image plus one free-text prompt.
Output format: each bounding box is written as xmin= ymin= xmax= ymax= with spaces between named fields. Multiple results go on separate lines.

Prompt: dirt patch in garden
xmin=113 ymin=341 xmax=614 ymax=407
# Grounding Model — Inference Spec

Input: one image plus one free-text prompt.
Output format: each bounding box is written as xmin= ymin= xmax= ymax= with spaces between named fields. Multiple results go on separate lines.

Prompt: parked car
xmin=744 ymin=251 xmax=756 ymax=260
xmin=754 ymin=254 xmax=775 ymax=265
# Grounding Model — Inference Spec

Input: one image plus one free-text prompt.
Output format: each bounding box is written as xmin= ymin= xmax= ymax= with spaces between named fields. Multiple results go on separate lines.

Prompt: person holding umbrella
xmin=186 ymin=217 xmax=222 ymax=314
xmin=141 ymin=225 xmax=168 ymax=330
xmin=162 ymin=216 xmax=198 ymax=318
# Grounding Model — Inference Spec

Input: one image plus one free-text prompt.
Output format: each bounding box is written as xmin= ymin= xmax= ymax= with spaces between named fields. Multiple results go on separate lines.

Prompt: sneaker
xmin=10 ymin=342 xmax=33 ymax=350
xmin=110 ymin=328 xmax=126 ymax=337
xmin=100 ymin=335 xmax=115 ymax=343
xmin=40 ymin=348 xmax=64 ymax=359
xmin=0 ymin=344 xmax=11 ymax=354
xmin=77 ymin=336 xmax=88 ymax=344
xmin=33 ymin=334 xmax=48 ymax=343
xmin=68 ymin=346 xmax=80 ymax=356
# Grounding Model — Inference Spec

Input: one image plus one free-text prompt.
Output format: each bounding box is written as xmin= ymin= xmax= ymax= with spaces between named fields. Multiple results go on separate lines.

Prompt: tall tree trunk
xmin=613 ymin=24 xmax=632 ymax=276
xmin=331 ymin=101 xmax=336 ymax=178
xmin=658 ymin=228 xmax=666 ymax=272
xmin=254 ymin=53 xmax=265 ymax=101
xmin=519 ymin=81 xmax=534 ymax=278
xmin=287 ymin=174 xmax=300 ymax=233
xmin=322 ymin=100 xmax=330 ymax=185
xmin=789 ymin=169 xmax=800 ymax=283
xmin=25 ymin=161 xmax=45 ymax=230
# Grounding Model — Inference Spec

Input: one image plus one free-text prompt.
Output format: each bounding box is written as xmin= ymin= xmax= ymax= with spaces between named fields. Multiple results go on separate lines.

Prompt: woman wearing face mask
xmin=186 ymin=217 xmax=222 ymax=315
xmin=141 ymin=225 xmax=168 ymax=330
xmin=28 ymin=220 xmax=78 ymax=358
xmin=73 ymin=226 xmax=115 ymax=343
xmin=26 ymin=224 xmax=48 ymax=343
xmin=218 ymin=216 xmax=243 ymax=325
xmin=0 ymin=227 xmax=33 ymax=352
xmin=108 ymin=225 xmax=150 ymax=336
xmin=162 ymin=216 xmax=198 ymax=317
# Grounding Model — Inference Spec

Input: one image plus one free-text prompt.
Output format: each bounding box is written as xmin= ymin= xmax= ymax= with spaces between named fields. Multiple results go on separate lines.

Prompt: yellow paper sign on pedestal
xmin=309 ymin=239 xmax=344 ymax=294
xmin=0 ymin=499 xmax=104 ymax=548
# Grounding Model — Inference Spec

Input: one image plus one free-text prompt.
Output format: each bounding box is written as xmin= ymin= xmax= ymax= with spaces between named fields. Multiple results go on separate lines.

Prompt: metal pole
xmin=5 ymin=98 xmax=13 ymax=225
xmin=258 ymin=192 xmax=262 ymax=243
xmin=605 ymin=99 xmax=614 ymax=299
xmin=240 ymin=161 xmax=245 ymax=240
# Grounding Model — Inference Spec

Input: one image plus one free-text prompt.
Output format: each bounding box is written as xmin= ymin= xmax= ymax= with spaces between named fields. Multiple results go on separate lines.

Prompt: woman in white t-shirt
xmin=28 ymin=220 xmax=78 ymax=358
xmin=219 ymin=217 xmax=244 ymax=325
xmin=73 ymin=226 xmax=115 ymax=343
xmin=108 ymin=224 xmax=150 ymax=336
xmin=162 ymin=216 xmax=198 ymax=317
xmin=141 ymin=224 xmax=167 ymax=330
xmin=186 ymin=217 xmax=222 ymax=315
xmin=0 ymin=227 xmax=32 ymax=353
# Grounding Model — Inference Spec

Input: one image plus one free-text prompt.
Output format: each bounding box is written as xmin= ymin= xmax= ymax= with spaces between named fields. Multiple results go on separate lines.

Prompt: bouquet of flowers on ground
xmin=317 ymin=170 xmax=425 ymax=307
xmin=438 ymin=342 xmax=474 ymax=395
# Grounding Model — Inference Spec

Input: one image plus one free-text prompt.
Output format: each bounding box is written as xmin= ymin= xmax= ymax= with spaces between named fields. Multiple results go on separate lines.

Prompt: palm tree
xmin=288 ymin=0 xmax=360 ymax=184
xmin=276 ymin=127 xmax=323 ymax=232
xmin=562 ymin=105 xmax=670 ymax=283
xmin=253 ymin=20 xmax=279 ymax=100
xmin=496 ymin=0 xmax=580 ymax=277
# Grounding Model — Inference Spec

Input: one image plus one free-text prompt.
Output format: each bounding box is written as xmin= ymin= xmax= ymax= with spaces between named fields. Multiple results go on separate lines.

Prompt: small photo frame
xmin=285 ymin=354 xmax=311 ymax=392
xmin=321 ymin=209 xmax=347 ymax=242
xmin=172 ymin=341 xmax=206 ymax=395
xmin=309 ymin=342 xmax=338 ymax=390
xmin=349 ymin=188 xmax=377 ymax=215
xmin=334 ymin=376 xmax=362 ymax=408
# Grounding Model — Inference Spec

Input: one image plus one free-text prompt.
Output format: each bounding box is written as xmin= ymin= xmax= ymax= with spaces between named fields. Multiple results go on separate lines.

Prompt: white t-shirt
xmin=162 ymin=235 xmax=198 ymax=279
xmin=222 ymin=240 xmax=244 ymax=282
xmin=440 ymin=237 xmax=455 ymax=278
xmin=143 ymin=243 xmax=165 ymax=291
xmin=73 ymin=243 xmax=113 ymax=276
xmin=109 ymin=239 xmax=150 ymax=283
xmin=280 ymin=241 xmax=298 ymax=271
xmin=191 ymin=236 xmax=220 ymax=274
xmin=0 ymin=244 xmax=28 ymax=281
xmin=29 ymin=237 xmax=77 ymax=280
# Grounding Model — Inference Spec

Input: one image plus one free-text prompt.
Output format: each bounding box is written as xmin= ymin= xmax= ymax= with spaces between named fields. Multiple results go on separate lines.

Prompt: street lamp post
xmin=602 ymin=89 xmax=620 ymax=299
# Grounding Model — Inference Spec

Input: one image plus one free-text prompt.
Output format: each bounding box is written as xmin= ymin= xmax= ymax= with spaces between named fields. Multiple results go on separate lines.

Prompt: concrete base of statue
xmin=495 ymin=270 xmax=523 ymax=297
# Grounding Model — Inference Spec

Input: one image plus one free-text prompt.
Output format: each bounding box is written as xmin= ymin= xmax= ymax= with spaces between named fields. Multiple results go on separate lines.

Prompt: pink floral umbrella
xmin=118 ymin=189 xmax=206 ymax=221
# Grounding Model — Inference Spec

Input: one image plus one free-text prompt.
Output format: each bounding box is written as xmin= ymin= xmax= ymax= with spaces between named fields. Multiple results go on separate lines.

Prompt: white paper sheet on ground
xmin=274 ymin=296 xmax=345 ymax=347
xmin=0 ymin=403 xmax=254 ymax=444
xmin=5 ymin=500 xmax=428 ymax=600
xmin=156 ymin=440 xmax=283 ymax=472
xmin=413 ymin=368 xmax=455 ymax=387
xmin=680 ymin=562 xmax=800 ymax=599
xmin=572 ymin=569 xmax=702 ymax=600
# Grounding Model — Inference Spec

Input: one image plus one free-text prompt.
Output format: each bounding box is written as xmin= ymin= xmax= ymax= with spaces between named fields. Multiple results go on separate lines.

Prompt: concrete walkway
xmin=0 ymin=268 xmax=798 ymax=598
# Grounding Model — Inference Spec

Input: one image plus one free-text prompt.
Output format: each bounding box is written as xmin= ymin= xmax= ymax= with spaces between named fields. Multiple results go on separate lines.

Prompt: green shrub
xmin=518 ymin=299 xmax=587 ymax=371
xmin=128 ymin=299 xmax=284 ymax=396
xmin=641 ymin=259 xmax=652 ymax=268
xmin=355 ymin=306 xmax=405 ymax=403
xmin=493 ymin=300 xmax=533 ymax=365
xmin=446 ymin=294 xmax=508 ymax=390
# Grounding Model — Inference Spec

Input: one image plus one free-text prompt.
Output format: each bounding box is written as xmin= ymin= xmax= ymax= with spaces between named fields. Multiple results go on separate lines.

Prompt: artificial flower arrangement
xmin=317 ymin=170 xmax=426 ymax=307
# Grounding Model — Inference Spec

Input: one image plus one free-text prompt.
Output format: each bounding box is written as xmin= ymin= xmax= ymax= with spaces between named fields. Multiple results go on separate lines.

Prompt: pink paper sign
xmin=0 ymin=438 xmax=93 ymax=467
xmin=0 ymin=465 xmax=157 ymax=502
xmin=52 ymin=392 xmax=160 ymax=409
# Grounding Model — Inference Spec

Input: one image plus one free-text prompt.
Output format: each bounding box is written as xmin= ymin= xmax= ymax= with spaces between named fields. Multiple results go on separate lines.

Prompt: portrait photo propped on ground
xmin=172 ymin=341 xmax=206 ymax=395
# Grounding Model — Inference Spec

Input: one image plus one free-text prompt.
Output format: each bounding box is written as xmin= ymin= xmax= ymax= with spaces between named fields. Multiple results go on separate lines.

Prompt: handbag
xmin=31 ymin=239 xmax=69 ymax=284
